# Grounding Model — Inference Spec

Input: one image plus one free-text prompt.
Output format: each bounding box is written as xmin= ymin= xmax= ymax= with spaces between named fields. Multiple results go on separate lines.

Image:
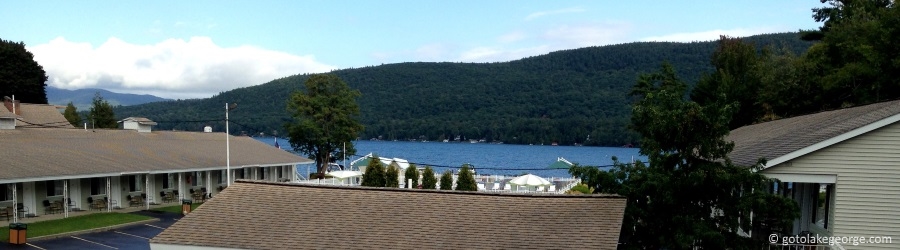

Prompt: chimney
xmin=0 ymin=96 xmax=16 ymax=129
xmin=120 ymin=117 xmax=157 ymax=132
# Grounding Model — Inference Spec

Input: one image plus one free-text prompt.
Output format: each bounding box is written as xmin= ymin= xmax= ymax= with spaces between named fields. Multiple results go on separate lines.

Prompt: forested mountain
xmin=115 ymin=32 xmax=813 ymax=146
xmin=47 ymin=86 xmax=171 ymax=110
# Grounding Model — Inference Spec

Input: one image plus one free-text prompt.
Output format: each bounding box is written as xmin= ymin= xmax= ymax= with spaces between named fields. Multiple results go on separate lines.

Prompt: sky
xmin=1 ymin=1 xmax=824 ymax=99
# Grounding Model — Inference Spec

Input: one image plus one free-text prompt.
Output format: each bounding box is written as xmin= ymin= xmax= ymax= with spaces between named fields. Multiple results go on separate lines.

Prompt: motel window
xmin=1 ymin=184 xmax=11 ymax=201
xmin=90 ymin=178 xmax=106 ymax=195
xmin=234 ymin=169 xmax=244 ymax=179
xmin=812 ymin=184 xmax=833 ymax=229
xmin=46 ymin=180 xmax=64 ymax=197
xmin=190 ymin=172 xmax=204 ymax=186
xmin=128 ymin=175 xmax=144 ymax=192
xmin=218 ymin=170 xmax=224 ymax=184
xmin=277 ymin=166 xmax=284 ymax=179
xmin=259 ymin=168 xmax=266 ymax=180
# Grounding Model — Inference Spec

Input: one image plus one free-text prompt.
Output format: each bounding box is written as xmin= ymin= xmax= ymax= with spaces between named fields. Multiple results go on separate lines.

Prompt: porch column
xmin=11 ymin=184 xmax=17 ymax=222
xmin=106 ymin=177 xmax=111 ymax=212
xmin=63 ymin=180 xmax=69 ymax=218
xmin=145 ymin=174 xmax=150 ymax=210
xmin=178 ymin=173 xmax=184 ymax=200
xmin=205 ymin=170 xmax=212 ymax=198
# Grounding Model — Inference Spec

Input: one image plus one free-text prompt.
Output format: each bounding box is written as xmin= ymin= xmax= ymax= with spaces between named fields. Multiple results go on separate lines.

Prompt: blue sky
xmin=1 ymin=1 xmax=823 ymax=99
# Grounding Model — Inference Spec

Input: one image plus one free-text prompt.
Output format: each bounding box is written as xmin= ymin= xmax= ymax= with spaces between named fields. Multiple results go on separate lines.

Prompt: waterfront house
xmin=0 ymin=100 xmax=311 ymax=217
xmin=728 ymin=100 xmax=900 ymax=249
xmin=150 ymin=180 xmax=627 ymax=250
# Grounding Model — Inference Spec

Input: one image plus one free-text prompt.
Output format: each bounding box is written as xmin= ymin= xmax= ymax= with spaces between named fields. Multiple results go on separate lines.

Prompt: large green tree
xmin=88 ymin=93 xmax=117 ymax=129
xmin=403 ymin=163 xmax=419 ymax=188
xmin=691 ymin=36 xmax=769 ymax=129
xmin=285 ymin=74 xmax=364 ymax=176
xmin=571 ymin=64 xmax=798 ymax=249
xmin=385 ymin=164 xmax=400 ymax=188
xmin=0 ymin=39 xmax=48 ymax=104
xmin=439 ymin=171 xmax=453 ymax=190
xmin=799 ymin=0 xmax=900 ymax=107
xmin=63 ymin=102 xmax=81 ymax=127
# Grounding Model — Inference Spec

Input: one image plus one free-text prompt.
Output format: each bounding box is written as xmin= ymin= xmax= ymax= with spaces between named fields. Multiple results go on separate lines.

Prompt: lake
xmin=255 ymin=138 xmax=644 ymax=177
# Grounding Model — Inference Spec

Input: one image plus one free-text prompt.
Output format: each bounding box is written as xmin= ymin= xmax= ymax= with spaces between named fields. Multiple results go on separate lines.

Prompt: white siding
xmin=763 ymin=122 xmax=900 ymax=249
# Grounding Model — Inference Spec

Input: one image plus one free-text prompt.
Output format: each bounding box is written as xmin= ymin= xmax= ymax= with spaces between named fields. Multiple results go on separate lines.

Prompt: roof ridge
xmin=234 ymin=179 xmax=625 ymax=199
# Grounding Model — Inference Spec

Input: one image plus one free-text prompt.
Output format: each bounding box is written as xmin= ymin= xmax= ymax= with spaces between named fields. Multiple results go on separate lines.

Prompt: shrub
xmin=361 ymin=155 xmax=385 ymax=187
xmin=439 ymin=170 xmax=454 ymax=190
xmin=404 ymin=163 xmax=419 ymax=188
xmin=565 ymin=183 xmax=595 ymax=195
xmin=455 ymin=164 xmax=477 ymax=191
xmin=385 ymin=163 xmax=400 ymax=188
xmin=421 ymin=166 xmax=437 ymax=189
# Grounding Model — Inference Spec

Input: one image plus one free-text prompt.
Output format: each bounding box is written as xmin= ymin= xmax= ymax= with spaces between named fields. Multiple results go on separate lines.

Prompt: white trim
xmin=762 ymin=173 xmax=836 ymax=184
xmin=763 ymin=113 xmax=900 ymax=170
xmin=0 ymin=162 xmax=308 ymax=184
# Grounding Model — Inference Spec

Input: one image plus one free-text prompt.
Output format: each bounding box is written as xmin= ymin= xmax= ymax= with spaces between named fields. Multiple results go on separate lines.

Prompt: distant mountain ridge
xmin=115 ymin=33 xmax=814 ymax=146
xmin=47 ymin=86 xmax=171 ymax=110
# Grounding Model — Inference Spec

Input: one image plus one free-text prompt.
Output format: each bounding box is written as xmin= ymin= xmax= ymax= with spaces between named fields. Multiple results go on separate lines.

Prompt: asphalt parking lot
xmin=2 ymin=211 xmax=181 ymax=250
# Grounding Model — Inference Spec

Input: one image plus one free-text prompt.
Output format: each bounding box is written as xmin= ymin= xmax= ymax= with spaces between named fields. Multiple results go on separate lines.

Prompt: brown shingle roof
xmin=727 ymin=100 xmax=900 ymax=167
xmin=151 ymin=181 xmax=627 ymax=250
xmin=0 ymin=128 xmax=311 ymax=182
xmin=15 ymin=103 xmax=74 ymax=128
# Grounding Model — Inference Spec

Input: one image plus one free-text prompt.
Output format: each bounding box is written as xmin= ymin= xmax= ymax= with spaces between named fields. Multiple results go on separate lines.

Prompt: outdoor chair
xmin=0 ymin=206 xmax=11 ymax=221
xmin=16 ymin=203 xmax=28 ymax=217
xmin=43 ymin=200 xmax=62 ymax=214
xmin=128 ymin=195 xmax=142 ymax=207
xmin=536 ymin=186 xmax=545 ymax=192
xmin=161 ymin=191 xmax=175 ymax=203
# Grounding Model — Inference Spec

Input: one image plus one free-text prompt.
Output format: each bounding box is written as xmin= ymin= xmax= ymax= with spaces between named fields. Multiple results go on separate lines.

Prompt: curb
xmin=27 ymin=218 xmax=161 ymax=241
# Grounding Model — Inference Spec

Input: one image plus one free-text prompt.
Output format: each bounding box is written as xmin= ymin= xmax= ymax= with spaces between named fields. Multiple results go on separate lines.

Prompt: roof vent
xmin=119 ymin=117 xmax=157 ymax=132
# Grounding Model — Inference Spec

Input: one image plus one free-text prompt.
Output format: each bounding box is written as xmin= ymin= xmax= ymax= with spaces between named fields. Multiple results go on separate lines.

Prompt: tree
xmin=439 ymin=170 xmax=453 ymax=190
xmin=63 ymin=102 xmax=81 ymax=127
xmin=88 ymin=93 xmax=117 ymax=129
xmin=571 ymin=63 xmax=798 ymax=249
xmin=454 ymin=164 xmax=477 ymax=191
xmin=421 ymin=166 xmax=437 ymax=189
xmin=385 ymin=163 xmax=400 ymax=188
xmin=285 ymin=74 xmax=364 ymax=176
xmin=403 ymin=163 xmax=419 ymax=188
xmin=691 ymin=36 xmax=768 ymax=129
xmin=799 ymin=0 xmax=900 ymax=107
xmin=361 ymin=156 xmax=385 ymax=187
xmin=0 ymin=39 xmax=48 ymax=104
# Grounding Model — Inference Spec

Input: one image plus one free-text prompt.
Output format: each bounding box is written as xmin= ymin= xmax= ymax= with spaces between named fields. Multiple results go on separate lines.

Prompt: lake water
xmin=255 ymin=138 xmax=644 ymax=177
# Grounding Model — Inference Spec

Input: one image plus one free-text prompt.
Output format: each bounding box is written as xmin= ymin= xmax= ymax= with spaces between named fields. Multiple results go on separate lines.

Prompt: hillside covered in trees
xmin=115 ymin=32 xmax=813 ymax=146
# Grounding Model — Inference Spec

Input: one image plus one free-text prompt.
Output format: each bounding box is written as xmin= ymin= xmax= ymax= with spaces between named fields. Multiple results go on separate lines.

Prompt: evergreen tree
xmin=454 ymin=164 xmax=477 ymax=191
xmin=403 ymin=163 xmax=419 ymax=188
xmin=439 ymin=170 xmax=454 ymax=190
xmin=421 ymin=166 xmax=437 ymax=189
xmin=572 ymin=63 xmax=798 ymax=248
xmin=385 ymin=163 xmax=400 ymax=188
xmin=361 ymin=156 xmax=385 ymax=187
xmin=285 ymin=74 xmax=364 ymax=176
xmin=88 ymin=93 xmax=117 ymax=129
xmin=63 ymin=102 xmax=81 ymax=127
xmin=0 ymin=38 xmax=48 ymax=104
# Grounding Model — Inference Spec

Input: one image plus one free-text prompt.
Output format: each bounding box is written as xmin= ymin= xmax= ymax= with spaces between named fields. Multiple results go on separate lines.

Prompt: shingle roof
xmin=151 ymin=180 xmax=627 ymax=250
xmin=0 ymin=128 xmax=311 ymax=182
xmin=14 ymin=103 xmax=74 ymax=128
xmin=727 ymin=100 xmax=900 ymax=167
xmin=120 ymin=116 xmax=158 ymax=125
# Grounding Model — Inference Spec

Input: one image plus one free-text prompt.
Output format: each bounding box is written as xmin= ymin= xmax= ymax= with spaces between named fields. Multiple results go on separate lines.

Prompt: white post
xmin=11 ymin=184 xmax=17 ymax=223
xmin=64 ymin=180 xmax=69 ymax=218
xmin=178 ymin=173 xmax=184 ymax=200
xmin=226 ymin=103 xmax=231 ymax=187
xmin=106 ymin=177 xmax=111 ymax=212
xmin=145 ymin=175 xmax=150 ymax=210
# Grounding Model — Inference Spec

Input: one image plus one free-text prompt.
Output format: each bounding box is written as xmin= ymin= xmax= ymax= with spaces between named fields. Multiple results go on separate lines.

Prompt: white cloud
xmin=457 ymin=45 xmax=552 ymax=63
xmin=497 ymin=31 xmax=527 ymax=43
xmin=525 ymin=7 xmax=586 ymax=21
xmin=639 ymin=27 xmax=783 ymax=42
xmin=542 ymin=22 xmax=632 ymax=47
xmin=29 ymin=36 xmax=335 ymax=99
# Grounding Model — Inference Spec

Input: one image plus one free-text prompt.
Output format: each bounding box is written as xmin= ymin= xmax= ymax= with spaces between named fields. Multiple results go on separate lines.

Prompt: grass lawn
xmin=150 ymin=203 xmax=203 ymax=214
xmin=0 ymin=213 xmax=152 ymax=242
